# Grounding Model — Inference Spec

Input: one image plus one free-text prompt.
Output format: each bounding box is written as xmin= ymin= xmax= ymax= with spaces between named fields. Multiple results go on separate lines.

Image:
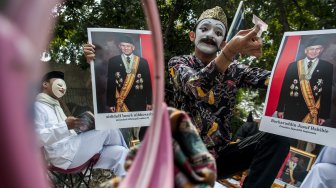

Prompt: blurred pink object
xmin=0 ymin=0 xmax=61 ymax=187
xmin=120 ymin=104 xmax=173 ymax=188
xmin=119 ymin=0 xmax=173 ymax=187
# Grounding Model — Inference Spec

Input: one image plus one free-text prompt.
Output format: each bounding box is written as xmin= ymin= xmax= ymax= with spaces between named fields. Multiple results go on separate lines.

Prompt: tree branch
xmin=291 ymin=0 xmax=304 ymax=30
xmin=276 ymin=0 xmax=290 ymax=32
xmin=163 ymin=0 xmax=184 ymax=47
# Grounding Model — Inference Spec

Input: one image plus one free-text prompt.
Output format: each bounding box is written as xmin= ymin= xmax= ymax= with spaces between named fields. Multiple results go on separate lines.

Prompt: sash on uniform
xmin=115 ymin=56 xmax=140 ymax=112
xmin=298 ymin=60 xmax=320 ymax=125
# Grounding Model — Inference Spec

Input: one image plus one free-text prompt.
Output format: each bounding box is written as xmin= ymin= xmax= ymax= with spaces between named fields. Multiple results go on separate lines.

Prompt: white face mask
xmin=52 ymin=79 xmax=67 ymax=98
xmin=195 ymin=19 xmax=226 ymax=54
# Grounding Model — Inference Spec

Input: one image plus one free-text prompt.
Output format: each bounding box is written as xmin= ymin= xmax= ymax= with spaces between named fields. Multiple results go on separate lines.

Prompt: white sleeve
xmin=34 ymin=103 xmax=70 ymax=146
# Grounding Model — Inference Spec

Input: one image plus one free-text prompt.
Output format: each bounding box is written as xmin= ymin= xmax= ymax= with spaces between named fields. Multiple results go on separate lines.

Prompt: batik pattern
xmin=124 ymin=107 xmax=217 ymax=188
xmin=168 ymin=55 xmax=270 ymax=157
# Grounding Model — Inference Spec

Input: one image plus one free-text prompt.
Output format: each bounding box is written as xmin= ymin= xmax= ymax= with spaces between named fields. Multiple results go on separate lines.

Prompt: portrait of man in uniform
xmin=106 ymin=35 xmax=152 ymax=113
xmin=260 ymin=30 xmax=336 ymax=149
xmin=276 ymin=37 xmax=333 ymax=125
xmin=88 ymin=28 xmax=154 ymax=131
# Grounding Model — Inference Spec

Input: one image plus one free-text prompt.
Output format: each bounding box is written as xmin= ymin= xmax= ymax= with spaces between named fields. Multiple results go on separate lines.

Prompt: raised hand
xmin=83 ymin=43 xmax=96 ymax=63
xmin=224 ymin=25 xmax=263 ymax=58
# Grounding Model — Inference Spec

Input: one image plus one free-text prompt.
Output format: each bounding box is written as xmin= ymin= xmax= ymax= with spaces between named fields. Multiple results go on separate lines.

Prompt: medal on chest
xmin=115 ymin=72 xmax=123 ymax=88
xmin=290 ymin=79 xmax=299 ymax=97
xmin=135 ymin=73 xmax=143 ymax=90
xmin=313 ymin=78 xmax=323 ymax=97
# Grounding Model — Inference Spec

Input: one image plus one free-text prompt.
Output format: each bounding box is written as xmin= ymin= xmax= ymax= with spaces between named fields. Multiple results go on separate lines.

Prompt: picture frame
xmin=87 ymin=28 xmax=154 ymax=130
xmin=289 ymin=147 xmax=316 ymax=171
xmin=260 ymin=29 xmax=336 ymax=147
xmin=273 ymin=147 xmax=316 ymax=187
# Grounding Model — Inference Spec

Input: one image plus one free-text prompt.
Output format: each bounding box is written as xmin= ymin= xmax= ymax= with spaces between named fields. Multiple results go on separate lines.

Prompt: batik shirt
xmin=168 ymin=54 xmax=270 ymax=158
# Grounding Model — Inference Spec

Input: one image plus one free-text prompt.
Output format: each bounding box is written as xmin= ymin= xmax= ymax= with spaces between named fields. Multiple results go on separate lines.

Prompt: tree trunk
xmin=163 ymin=0 xmax=184 ymax=47
xmin=276 ymin=0 xmax=290 ymax=32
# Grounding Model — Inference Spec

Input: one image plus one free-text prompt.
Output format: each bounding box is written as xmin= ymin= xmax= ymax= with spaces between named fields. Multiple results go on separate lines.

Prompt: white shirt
xmin=300 ymin=146 xmax=336 ymax=187
xmin=121 ymin=53 xmax=134 ymax=73
xmin=35 ymin=101 xmax=80 ymax=169
xmin=304 ymin=57 xmax=318 ymax=80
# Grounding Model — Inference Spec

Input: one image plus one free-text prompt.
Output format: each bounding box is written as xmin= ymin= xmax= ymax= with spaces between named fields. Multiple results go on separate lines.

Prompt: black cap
xmin=118 ymin=35 xmax=134 ymax=45
xmin=305 ymin=37 xmax=325 ymax=48
xmin=42 ymin=71 xmax=64 ymax=82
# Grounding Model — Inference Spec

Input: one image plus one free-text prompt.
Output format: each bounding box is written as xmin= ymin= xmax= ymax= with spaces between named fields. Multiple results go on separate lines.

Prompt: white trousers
xmin=300 ymin=146 xmax=336 ymax=188
xmin=67 ymin=129 xmax=128 ymax=176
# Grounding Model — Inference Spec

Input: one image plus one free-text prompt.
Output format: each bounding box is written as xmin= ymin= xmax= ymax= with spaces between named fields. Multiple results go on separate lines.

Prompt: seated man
xmin=300 ymin=146 xmax=336 ymax=187
xmin=35 ymin=71 xmax=128 ymax=176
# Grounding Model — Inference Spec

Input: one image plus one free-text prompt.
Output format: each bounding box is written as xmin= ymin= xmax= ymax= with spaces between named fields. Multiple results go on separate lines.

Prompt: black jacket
xmin=105 ymin=55 xmax=152 ymax=112
xmin=277 ymin=59 xmax=333 ymax=122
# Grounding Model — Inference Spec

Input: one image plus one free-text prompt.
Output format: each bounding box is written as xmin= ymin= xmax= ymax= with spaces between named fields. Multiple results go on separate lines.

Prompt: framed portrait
xmin=87 ymin=28 xmax=154 ymax=130
xmin=273 ymin=147 xmax=316 ymax=188
xmin=260 ymin=29 xmax=336 ymax=147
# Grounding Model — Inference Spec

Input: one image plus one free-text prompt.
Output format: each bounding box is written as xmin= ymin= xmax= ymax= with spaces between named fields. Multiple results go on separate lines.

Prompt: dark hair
xmin=40 ymin=71 xmax=65 ymax=92
xmin=41 ymin=71 xmax=64 ymax=82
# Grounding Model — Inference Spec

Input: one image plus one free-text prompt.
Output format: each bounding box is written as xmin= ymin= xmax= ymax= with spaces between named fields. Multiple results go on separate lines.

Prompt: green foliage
xmin=49 ymin=0 xmax=335 ymax=123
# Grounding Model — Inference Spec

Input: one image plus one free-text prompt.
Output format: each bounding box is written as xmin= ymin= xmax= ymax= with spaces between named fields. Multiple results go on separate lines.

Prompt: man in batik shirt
xmin=168 ymin=6 xmax=289 ymax=187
